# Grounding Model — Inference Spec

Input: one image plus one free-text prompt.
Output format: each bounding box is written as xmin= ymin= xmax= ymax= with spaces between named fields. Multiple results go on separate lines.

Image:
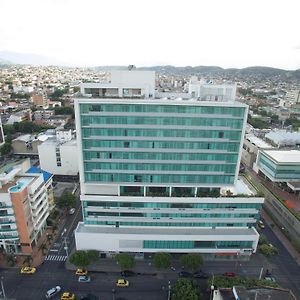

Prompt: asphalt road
xmin=1 ymin=180 xmax=300 ymax=299
xmin=261 ymin=222 xmax=300 ymax=298
xmin=0 ymin=267 xmax=173 ymax=300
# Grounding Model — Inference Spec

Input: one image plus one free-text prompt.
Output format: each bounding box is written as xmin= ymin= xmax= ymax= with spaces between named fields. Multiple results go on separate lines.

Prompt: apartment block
xmin=0 ymin=159 xmax=49 ymax=254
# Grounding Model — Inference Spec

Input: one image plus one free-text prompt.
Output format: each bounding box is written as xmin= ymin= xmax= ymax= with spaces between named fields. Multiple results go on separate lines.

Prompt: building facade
xmin=38 ymin=129 xmax=78 ymax=176
xmin=0 ymin=159 xmax=49 ymax=254
xmin=74 ymin=73 xmax=263 ymax=259
xmin=255 ymin=149 xmax=300 ymax=182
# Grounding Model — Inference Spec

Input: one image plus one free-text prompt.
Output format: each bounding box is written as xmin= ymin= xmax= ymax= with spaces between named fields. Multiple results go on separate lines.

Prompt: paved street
xmin=0 ymin=266 xmax=172 ymax=300
xmin=1 ymin=178 xmax=300 ymax=299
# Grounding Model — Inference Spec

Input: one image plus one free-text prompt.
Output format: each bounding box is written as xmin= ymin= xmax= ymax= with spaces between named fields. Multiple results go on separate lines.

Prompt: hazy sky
xmin=1 ymin=0 xmax=300 ymax=69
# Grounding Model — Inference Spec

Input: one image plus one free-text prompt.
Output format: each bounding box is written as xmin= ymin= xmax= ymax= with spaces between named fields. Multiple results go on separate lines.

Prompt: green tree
xmin=153 ymin=252 xmax=171 ymax=269
xmin=258 ymin=234 xmax=268 ymax=245
xmin=172 ymin=279 xmax=199 ymax=300
xmin=54 ymin=106 xmax=74 ymax=116
xmin=0 ymin=142 xmax=12 ymax=155
xmin=87 ymin=250 xmax=99 ymax=262
xmin=115 ymin=253 xmax=135 ymax=270
xmin=69 ymin=250 xmax=90 ymax=268
xmin=180 ymin=253 xmax=203 ymax=271
xmin=258 ymin=244 xmax=278 ymax=257
xmin=50 ymin=88 xmax=68 ymax=100
xmin=57 ymin=192 xmax=76 ymax=209
xmin=69 ymin=250 xmax=99 ymax=268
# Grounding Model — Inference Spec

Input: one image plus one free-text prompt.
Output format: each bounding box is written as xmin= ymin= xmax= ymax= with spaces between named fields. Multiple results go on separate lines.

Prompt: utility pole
xmin=210 ymin=273 xmax=215 ymax=300
xmin=167 ymin=280 xmax=171 ymax=300
xmin=259 ymin=267 xmax=264 ymax=280
xmin=63 ymin=237 xmax=69 ymax=258
xmin=1 ymin=276 xmax=6 ymax=299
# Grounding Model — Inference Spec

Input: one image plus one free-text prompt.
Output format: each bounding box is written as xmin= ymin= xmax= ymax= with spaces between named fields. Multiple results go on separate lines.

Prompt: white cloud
xmin=0 ymin=0 xmax=300 ymax=69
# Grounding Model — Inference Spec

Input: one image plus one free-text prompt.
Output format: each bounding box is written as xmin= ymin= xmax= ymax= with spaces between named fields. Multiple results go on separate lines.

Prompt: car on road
xmin=258 ymin=220 xmax=265 ymax=229
xmin=120 ymin=270 xmax=135 ymax=277
xmin=264 ymin=276 xmax=276 ymax=282
xmin=193 ymin=270 xmax=209 ymax=279
xmin=69 ymin=208 xmax=75 ymax=215
xmin=45 ymin=286 xmax=61 ymax=299
xmin=116 ymin=279 xmax=129 ymax=287
xmin=78 ymin=275 xmax=91 ymax=283
xmin=178 ymin=271 xmax=192 ymax=278
xmin=61 ymin=292 xmax=75 ymax=300
xmin=20 ymin=266 xmax=36 ymax=274
xmin=75 ymin=268 xmax=88 ymax=275
xmin=223 ymin=272 xmax=236 ymax=277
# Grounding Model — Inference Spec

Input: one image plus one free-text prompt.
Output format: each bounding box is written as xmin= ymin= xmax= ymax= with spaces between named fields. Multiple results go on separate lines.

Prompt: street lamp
xmin=1 ymin=276 xmax=6 ymax=299
xmin=63 ymin=237 xmax=69 ymax=258
xmin=210 ymin=273 xmax=215 ymax=300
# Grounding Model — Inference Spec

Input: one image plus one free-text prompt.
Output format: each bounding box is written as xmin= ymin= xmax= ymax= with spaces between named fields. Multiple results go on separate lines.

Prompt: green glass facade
xmin=258 ymin=152 xmax=300 ymax=180
xmin=79 ymin=102 xmax=246 ymax=186
xmin=76 ymin=98 xmax=261 ymax=254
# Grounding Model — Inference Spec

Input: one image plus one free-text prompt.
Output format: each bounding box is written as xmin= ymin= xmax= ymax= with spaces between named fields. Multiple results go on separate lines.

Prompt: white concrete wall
xmin=38 ymin=142 xmax=78 ymax=176
xmin=75 ymin=223 xmax=259 ymax=254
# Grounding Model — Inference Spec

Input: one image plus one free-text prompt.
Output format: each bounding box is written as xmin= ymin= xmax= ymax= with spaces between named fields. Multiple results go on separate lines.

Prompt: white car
xmin=45 ymin=286 xmax=61 ymax=298
xmin=78 ymin=275 xmax=91 ymax=283
xmin=69 ymin=208 xmax=75 ymax=215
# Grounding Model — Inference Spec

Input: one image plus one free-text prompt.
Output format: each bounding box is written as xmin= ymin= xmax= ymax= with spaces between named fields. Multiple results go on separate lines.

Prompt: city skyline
xmin=1 ymin=0 xmax=300 ymax=70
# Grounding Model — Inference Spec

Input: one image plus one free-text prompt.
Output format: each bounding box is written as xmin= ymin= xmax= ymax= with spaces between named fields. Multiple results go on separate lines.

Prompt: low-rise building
xmin=6 ymin=109 xmax=32 ymax=125
xmin=242 ymin=134 xmax=273 ymax=168
xmin=12 ymin=134 xmax=50 ymax=156
xmin=254 ymin=149 xmax=300 ymax=182
xmin=38 ymin=129 xmax=78 ymax=176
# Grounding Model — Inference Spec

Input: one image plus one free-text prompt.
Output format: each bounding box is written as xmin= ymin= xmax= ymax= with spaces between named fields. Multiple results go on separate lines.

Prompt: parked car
xmin=61 ymin=292 xmax=75 ymax=300
xmin=20 ymin=266 xmax=36 ymax=274
xmin=193 ymin=270 xmax=209 ymax=279
xmin=120 ymin=270 xmax=135 ymax=277
xmin=116 ymin=279 xmax=129 ymax=287
xmin=178 ymin=271 xmax=192 ymax=278
xmin=45 ymin=286 xmax=61 ymax=299
xmin=223 ymin=272 xmax=236 ymax=277
xmin=257 ymin=220 xmax=265 ymax=229
xmin=75 ymin=268 xmax=88 ymax=276
xmin=264 ymin=276 xmax=276 ymax=282
xmin=78 ymin=275 xmax=91 ymax=283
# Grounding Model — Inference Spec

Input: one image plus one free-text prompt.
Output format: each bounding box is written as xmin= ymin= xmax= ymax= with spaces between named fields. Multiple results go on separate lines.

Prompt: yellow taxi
xmin=75 ymin=268 xmax=88 ymax=276
xmin=20 ymin=266 xmax=36 ymax=274
xmin=116 ymin=279 xmax=129 ymax=287
xmin=60 ymin=292 xmax=75 ymax=300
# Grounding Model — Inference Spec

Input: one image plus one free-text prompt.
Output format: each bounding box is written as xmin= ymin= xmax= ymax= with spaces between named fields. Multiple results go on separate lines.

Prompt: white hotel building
xmin=74 ymin=71 xmax=263 ymax=259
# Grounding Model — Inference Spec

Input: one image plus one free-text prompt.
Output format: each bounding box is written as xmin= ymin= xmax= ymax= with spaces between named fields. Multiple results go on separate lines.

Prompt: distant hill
xmin=0 ymin=51 xmax=69 ymax=66
xmin=136 ymin=65 xmax=300 ymax=80
xmin=0 ymin=57 xmax=12 ymax=67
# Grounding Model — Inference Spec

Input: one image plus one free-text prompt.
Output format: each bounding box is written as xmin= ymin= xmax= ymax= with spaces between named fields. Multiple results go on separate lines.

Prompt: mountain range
xmin=1 ymin=51 xmax=300 ymax=80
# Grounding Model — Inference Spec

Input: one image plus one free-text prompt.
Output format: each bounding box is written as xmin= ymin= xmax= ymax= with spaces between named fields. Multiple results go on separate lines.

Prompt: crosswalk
xmin=45 ymin=255 xmax=67 ymax=262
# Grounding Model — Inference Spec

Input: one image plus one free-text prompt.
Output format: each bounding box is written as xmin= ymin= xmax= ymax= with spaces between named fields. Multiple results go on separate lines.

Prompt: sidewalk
xmin=65 ymin=251 xmax=270 ymax=278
